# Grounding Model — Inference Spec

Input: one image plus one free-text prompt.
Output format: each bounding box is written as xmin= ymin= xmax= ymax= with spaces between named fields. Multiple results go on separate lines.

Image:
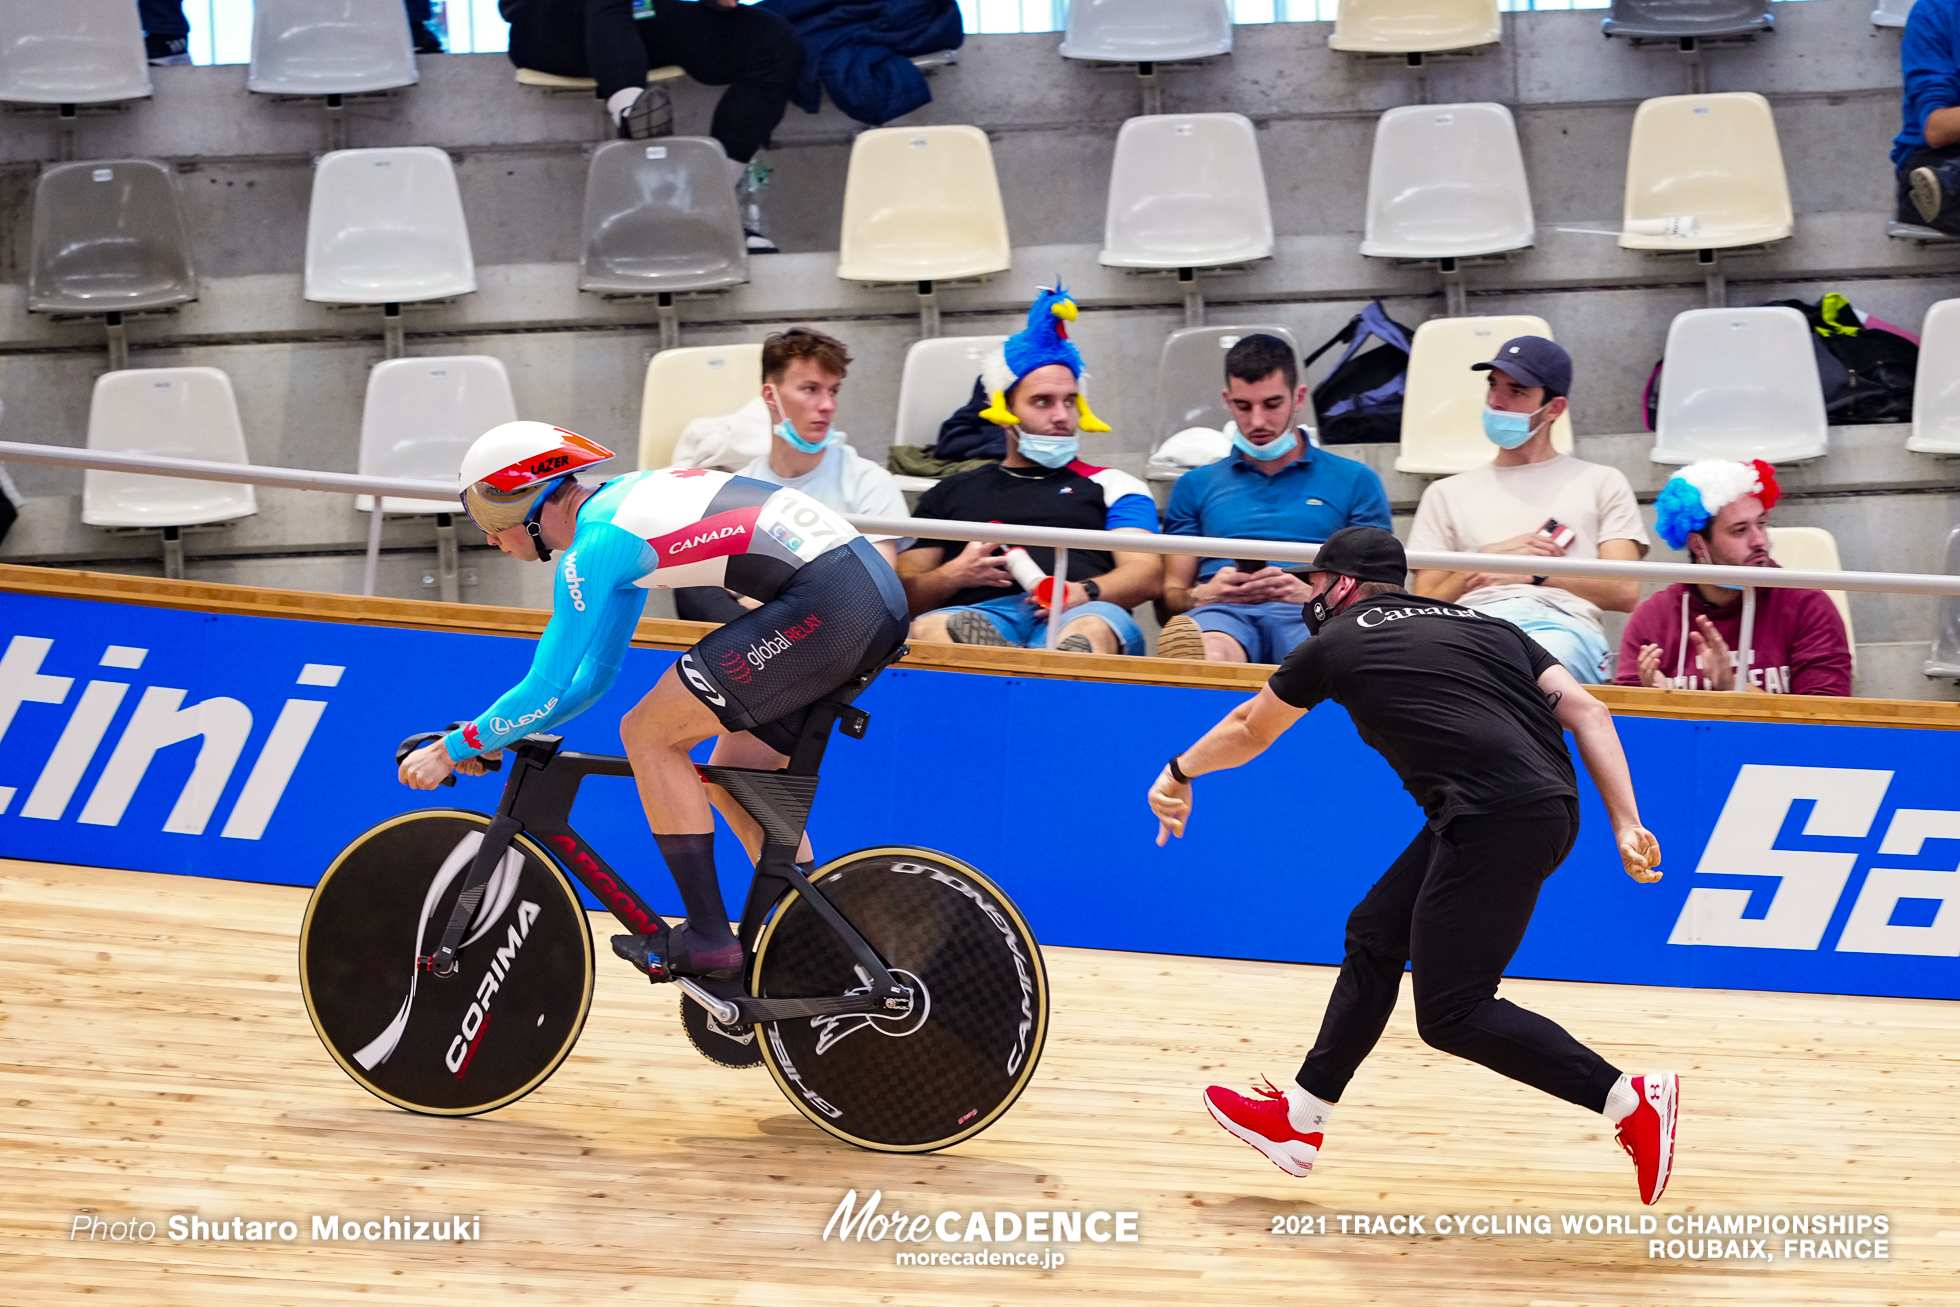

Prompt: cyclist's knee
xmin=621 ymin=685 xmax=690 ymax=752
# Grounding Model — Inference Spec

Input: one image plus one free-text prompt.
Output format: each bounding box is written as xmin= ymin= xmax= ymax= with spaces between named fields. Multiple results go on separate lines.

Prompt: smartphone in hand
xmin=1233 ymin=559 xmax=1265 ymax=575
xmin=1538 ymin=518 xmax=1576 ymax=550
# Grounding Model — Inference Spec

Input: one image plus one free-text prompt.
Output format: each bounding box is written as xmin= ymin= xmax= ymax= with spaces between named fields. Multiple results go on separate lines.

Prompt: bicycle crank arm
xmin=674 ymin=981 xmax=903 ymax=1028
xmin=675 ymin=979 xmax=743 ymax=1026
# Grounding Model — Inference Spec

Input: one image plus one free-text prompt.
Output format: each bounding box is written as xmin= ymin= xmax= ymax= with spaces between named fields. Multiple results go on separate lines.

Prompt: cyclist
xmin=397 ymin=420 xmax=910 ymax=982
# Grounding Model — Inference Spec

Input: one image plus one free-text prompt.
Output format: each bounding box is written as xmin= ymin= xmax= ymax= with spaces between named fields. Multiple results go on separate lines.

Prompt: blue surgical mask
xmin=1481 ymin=403 xmax=1548 ymax=450
xmin=775 ymin=418 xmax=836 ymax=455
xmin=1016 ymin=431 xmax=1078 ymax=469
xmin=1231 ymin=425 xmax=1299 ymax=462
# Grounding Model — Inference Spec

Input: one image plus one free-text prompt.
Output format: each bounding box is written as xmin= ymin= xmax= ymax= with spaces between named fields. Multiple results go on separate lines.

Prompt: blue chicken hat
xmin=976 ymin=285 xmax=1112 ymax=431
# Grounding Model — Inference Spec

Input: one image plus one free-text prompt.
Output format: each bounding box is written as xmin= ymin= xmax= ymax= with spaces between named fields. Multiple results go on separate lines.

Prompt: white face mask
xmin=1016 ymin=431 xmax=1078 ymax=469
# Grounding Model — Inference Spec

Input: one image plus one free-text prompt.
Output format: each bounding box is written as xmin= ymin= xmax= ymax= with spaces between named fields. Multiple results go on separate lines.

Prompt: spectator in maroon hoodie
xmin=1615 ymin=459 xmax=1851 ymax=695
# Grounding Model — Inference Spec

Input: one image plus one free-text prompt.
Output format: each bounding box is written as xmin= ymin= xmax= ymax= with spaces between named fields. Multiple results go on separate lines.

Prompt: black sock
xmin=654 ymin=832 xmax=737 ymax=960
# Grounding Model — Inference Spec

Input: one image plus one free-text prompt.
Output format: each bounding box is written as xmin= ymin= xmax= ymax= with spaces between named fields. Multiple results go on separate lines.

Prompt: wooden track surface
xmin=2 ymin=861 xmax=1953 ymax=1305
xmin=6 ymin=562 xmax=1959 ymax=730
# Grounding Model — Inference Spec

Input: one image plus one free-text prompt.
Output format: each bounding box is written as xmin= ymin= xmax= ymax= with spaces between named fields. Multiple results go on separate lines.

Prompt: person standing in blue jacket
xmin=1896 ymin=0 xmax=1960 ymax=232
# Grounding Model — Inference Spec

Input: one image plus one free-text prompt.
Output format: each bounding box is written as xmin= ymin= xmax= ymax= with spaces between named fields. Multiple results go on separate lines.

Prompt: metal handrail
xmin=6 ymin=441 xmax=1954 ymax=598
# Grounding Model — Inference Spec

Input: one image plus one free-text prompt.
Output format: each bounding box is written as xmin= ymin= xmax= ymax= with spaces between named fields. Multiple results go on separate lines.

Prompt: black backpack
xmin=1304 ymin=302 xmax=1415 ymax=445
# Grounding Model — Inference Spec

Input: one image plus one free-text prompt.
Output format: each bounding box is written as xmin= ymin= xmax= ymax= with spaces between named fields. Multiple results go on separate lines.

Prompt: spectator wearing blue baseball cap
xmin=1405 ymin=336 xmax=1650 ymax=683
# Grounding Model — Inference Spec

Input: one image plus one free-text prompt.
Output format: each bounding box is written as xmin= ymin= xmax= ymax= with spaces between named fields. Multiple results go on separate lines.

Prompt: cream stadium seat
xmin=891 ymin=335 xmax=1008 ymax=492
xmin=638 ymin=343 xmax=763 ymax=470
xmin=836 ymin=126 xmax=1011 ymax=284
xmin=1601 ymin=0 xmax=1772 ymax=41
xmin=1908 ymin=298 xmax=1960 ymax=455
xmin=248 ymin=0 xmax=419 ymax=97
xmin=1361 ymin=103 xmax=1533 ymax=261
xmin=304 ymin=147 xmax=476 ymax=304
xmin=82 ymin=368 xmax=257 ymax=528
xmin=28 ymin=160 xmax=196 ymax=315
xmin=1155 ymin=325 xmax=1300 ymax=444
xmin=1059 ymin=0 xmax=1234 ymax=63
xmin=1395 ymin=315 xmax=1575 ymax=476
xmin=0 ymin=0 xmax=150 ymax=106
xmin=1329 ymin=0 xmax=1501 ymax=55
xmin=580 ymin=138 xmax=747 ymax=296
xmin=356 ymin=356 xmax=517 ymax=515
xmin=1100 ymin=114 xmax=1273 ymax=271
xmin=1619 ymin=93 xmax=1793 ymax=252
xmin=1767 ymin=526 xmax=1853 ymax=652
xmin=1872 ymin=0 xmax=1915 ymax=26
xmin=1926 ymin=526 xmax=1960 ymax=679
xmin=1651 ymin=307 xmax=1827 ymax=465
xmin=514 ymin=64 xmax=687 ymax=91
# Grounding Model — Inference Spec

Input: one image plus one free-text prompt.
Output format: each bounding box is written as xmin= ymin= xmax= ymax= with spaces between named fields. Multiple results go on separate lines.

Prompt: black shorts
xmin=674 ymin=536 xmax=910 ymax=755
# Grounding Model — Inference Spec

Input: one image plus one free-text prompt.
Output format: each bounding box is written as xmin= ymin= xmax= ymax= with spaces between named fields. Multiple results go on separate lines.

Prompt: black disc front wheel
xmin=300 ymin=811 xmax=595 ymax=1116
xmin=751 ymin=847 xmax=1048 ymax=1152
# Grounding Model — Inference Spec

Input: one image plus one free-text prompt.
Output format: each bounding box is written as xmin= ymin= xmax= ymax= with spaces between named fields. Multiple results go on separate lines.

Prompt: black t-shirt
xmin=909 ymin=460 xmax=1156 ymax=610
xmin=1267 ymin=594 xmax=1577 ymax=829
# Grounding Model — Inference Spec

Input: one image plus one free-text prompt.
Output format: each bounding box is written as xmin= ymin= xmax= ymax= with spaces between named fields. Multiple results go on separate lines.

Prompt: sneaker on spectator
xmin=1157 ymin=614 xmax=1206 ymax=660
xmin=618 ymin=86 xmax=674 ymax=141
xmin=145 ymin=35 xmax=192 ymax=66
xmin=411 ymin=22 xmax=445 ymax=54
xmin=1910 ymin=165 xmax=1949 ymax=227
xmin=946 ymin=610 xmax=1011 ymax=646
xmin=744 ymin=229 xmax=780 ymax=255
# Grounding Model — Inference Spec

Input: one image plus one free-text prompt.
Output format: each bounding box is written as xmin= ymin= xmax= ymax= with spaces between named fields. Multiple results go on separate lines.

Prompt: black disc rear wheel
xmin=300 ymin=811 xmax=595 ymax=1116
xmin=751 ymin=847 xmax=1047 ymax=1152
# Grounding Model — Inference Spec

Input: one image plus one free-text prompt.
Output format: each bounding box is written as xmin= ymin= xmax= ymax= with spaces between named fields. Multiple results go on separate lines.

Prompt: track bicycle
xmin=298 ymin=659 xmax=1050 ymax=1152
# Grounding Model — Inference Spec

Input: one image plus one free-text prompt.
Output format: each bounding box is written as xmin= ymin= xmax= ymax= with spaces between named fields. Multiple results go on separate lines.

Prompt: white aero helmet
xmin=458 ymin=421 xmax=614 ymax=557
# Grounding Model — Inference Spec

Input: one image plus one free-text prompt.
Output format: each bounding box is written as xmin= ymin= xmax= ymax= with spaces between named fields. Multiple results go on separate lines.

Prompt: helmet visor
xmin=461 ymin=479 xmax=558 ymax=535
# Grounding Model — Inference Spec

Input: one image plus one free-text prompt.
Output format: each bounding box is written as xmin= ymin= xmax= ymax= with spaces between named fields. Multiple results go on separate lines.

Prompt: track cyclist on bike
xmin=397 ymin=419 xmax=911 ymax=983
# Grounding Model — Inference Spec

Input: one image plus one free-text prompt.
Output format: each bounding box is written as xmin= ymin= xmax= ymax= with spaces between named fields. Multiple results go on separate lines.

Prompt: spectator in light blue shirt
xmin=1158 ymin=334 xmax=1392 ymax=663
xmin=1895 ymin=0 xmax=1960 ymax=232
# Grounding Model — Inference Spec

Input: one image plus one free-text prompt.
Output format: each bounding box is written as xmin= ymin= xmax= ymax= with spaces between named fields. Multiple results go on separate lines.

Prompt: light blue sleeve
xmin=1163 ymin=467 xmax=1203 ymax=537
xmin=443 ymin=520 xmax=652 ymax=760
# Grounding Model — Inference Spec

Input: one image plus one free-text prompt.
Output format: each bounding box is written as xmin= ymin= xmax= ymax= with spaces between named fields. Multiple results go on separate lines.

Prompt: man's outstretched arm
xmin=1147 ymin=686 xmax=1306 ymax=845
xmin=1540 ymin=663 xmax=1663 ymax=883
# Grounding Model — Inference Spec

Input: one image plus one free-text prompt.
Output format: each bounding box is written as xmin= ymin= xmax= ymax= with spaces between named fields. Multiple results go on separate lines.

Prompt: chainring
xmin=680 ymin=995 xmax=763 ymax=1069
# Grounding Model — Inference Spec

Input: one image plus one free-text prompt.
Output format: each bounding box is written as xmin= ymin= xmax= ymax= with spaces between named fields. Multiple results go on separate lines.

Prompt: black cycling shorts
xmin=675 ymin=536 xmax=910 ymax=755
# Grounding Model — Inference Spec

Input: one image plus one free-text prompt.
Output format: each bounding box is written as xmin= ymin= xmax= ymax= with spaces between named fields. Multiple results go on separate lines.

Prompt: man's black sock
xmin=654 ymin=832 xmax=738 ymax=962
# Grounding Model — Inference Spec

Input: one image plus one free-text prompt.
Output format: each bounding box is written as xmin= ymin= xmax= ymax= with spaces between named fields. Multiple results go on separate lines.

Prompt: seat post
xmin=1135 ymin=62 xmax=1161 ymax=117
xmin=56 ymin=104 xmax=77 ymax=163
xmin=104 ymin=312 xmax=128 ymax=372
xmin=1438 ymin=259 xmax=1466 ymax=317
xmin=434 ymin=512 xmax=460 ymax=603
xmin=1678 ymin=38 xmax=1706 ymax=97
xmin=382 ymin=303 xmax=404 ymax=359
xmin=161 ymin=525 xmax=185 ymax=580
xmin=916 ymin=281 xmax=940 ymax=339
xmin=1179 ymin=268 xmax=1204 ymax=328
xmin=1698 ymin=249 xmax=1726 ymax=309
xmin=325 ymin=93 xmax=347 ymax=152
xmin=656 ymin=292 xmax=679 ymax=352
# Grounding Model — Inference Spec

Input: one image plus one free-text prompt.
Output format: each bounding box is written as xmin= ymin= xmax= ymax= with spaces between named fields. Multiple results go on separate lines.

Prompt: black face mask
xmin=1302 ymin=577 xmax=1352 ymax=636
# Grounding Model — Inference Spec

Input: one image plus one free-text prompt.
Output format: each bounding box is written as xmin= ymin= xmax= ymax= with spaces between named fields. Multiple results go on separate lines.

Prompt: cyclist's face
xmin=1007 ymin=364 xmax=1082 ymax=437
xmin=765 ymin=358 xmax=843 ymax=439
xmin=485 ymin=523 xmax=542 ymax=562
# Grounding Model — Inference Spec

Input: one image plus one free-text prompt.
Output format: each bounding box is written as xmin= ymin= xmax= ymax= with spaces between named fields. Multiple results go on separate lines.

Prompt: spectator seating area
xmin=0 ymin=4 xmax=1955 ymax=696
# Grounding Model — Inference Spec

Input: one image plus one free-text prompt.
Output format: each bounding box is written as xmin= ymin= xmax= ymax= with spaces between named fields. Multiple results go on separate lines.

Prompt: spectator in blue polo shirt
xmin=1157 ymin=334 xmax=1392 ymax=662
xmin=1896 ymin=0 xmax=1960 ymax=233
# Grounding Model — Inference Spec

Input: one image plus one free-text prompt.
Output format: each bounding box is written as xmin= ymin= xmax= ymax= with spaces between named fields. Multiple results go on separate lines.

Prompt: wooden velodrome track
xmin=3 ymin=569 xmax=1957 ymax=1304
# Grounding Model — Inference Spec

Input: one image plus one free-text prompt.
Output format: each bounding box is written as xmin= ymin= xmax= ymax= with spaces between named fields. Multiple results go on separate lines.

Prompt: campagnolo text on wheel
xmin=299 ymin=420 xmax=1049 ymax=1152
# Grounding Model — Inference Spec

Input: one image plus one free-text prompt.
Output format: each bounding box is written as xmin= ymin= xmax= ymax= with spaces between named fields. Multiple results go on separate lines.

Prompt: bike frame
xmin=419 ymin=660 xmax=912 ymax=1027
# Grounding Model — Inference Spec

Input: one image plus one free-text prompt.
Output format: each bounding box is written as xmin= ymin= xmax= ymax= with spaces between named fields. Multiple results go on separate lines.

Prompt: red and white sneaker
xmin=1615 ymin=1072 xmax=1680 ymax=1205
xmin=1203 ymin=1078 xmax=1324 ymax=1177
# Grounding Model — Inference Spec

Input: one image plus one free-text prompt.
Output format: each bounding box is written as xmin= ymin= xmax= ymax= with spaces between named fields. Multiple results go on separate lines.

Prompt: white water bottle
xmin=1002 ymin=547 xmax=1062 ymax=608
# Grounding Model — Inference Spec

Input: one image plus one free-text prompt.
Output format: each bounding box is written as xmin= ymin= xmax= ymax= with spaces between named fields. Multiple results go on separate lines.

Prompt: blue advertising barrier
xmin=2 ymin=591 xmax=1957 ymax=1001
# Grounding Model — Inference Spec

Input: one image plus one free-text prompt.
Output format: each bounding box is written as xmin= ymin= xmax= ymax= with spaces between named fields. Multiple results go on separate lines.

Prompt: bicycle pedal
xmin=610 ymin=932 xmax=673 ymax=984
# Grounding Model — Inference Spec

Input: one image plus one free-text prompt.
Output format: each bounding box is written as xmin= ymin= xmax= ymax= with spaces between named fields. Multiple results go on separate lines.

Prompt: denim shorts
xmin=1187 ymin=600 xmax=1311 ymax=664
xmin=939 ymin=592 xmax=1146 ymax=655
xmin=1473 ymin=596 xmax=1610 ymax=684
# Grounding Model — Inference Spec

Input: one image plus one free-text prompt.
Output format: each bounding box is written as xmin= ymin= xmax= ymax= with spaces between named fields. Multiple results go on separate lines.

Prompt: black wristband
xmin=1531 ymin=575 xmax=1548 ymax=586
xmin=1167 ymin=755 xmax=1191 ymax=784
xmin=1081 ymin=578 xmax=1101 ymax=602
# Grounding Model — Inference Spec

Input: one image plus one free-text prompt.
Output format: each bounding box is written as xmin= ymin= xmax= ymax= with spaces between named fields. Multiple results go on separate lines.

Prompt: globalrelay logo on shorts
xmin=745 ymin=614 xmax=823 ymax=671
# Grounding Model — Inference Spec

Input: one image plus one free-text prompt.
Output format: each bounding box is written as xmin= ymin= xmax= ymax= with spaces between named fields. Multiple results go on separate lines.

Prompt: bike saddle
xmin=610 ymin=927 xmax=743 ymax=984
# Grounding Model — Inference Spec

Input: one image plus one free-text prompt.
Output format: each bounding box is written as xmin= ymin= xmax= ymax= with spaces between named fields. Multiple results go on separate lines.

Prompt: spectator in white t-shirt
xmin=673 ymin=327 xmax=910 ymax=624
xmin=1405 ymin=336 xmax=1649 ymax=683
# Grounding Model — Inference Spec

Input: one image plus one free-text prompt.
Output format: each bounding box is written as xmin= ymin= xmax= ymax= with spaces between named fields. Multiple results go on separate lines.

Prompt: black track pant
xmin=507 ymin=0 xmax=802 ymax=162
xmin=1296 ymin=795 xmax=1622 ymax=1113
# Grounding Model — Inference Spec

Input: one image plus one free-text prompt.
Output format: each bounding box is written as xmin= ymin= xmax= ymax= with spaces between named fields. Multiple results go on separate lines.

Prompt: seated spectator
xmin=1157 ymin=334 xmax=1392 ymax=663
xmin=673 ymin=327 xmax=908 ymax=624
xmin=1406 ymin=336 xmax=1648 ymax=683
xmin=1617 ymin=460 xmax=1852 ymax=695
xmin=503 ymin=0 xmax=801 ymax=250
xmin=139 ymin=1 xmax=191 ymax=65
xmin=1895 ymin=0 xmax=1960 ymax=233
xmin=404 ymin=0 xmax=446 ymax=54
xmin=901 ymin=287 xmax=1161 ymax=655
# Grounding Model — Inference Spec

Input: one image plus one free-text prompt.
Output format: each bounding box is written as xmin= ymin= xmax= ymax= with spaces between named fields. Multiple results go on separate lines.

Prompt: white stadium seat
xmin=1100 ymin=113 xmax=1273 ymax=271
xmin=892 ymin=335 xmax=1008 ymax=492
xmin=83 ymin=368 xmax=257 ymax=529
xmin=1059 ymin=0 xmax=1234 ymax=63
xmin=580 ymin=138 xmax=747 ymax=296
xmin=1927 ymin=526 xmax=1960 ymax=679
xmin=1872 ymin=0 xmax=1915 ymax=26
xmin=1651 ymin=307 xmax=1827 ymax=465
xmin=0 ymin=0 xmax=150 ymax=106
xmin=638 ymin=343 xmax=763 ymax=471
xmin=248 ymin=0 xmax=418 ymax=97
xmin=836 ymin=126 xmax=1011 ymax=284
xmin=1154 ymin=325 xmax=1300 ymax=444
xmin=1908 ymin=298 xmax=1960 ymax=455
xmin=1767 ymin=526 xmax=1854 ymax=653
xmin=28 ymin=160 xmax=197 ymax=315
xmin=1361 ymin=103 xmax=1533 ymax=261
xmin=1396 ymin=315 xmax=1575 ymax=476
xmin=1329 ymin=0 xmax=1501 ymax=55
xmin=356 ymin=357 xmax=517 ymax=515
xmin=305 ymin=147 xmax=476 ymax=305
xmin=1620 ymin=93 xmax=1793 ymax=252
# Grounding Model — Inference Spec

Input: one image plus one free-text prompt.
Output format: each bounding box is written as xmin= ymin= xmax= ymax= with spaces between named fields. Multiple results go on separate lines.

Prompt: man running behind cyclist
xmin=397 ymin=415 xmax=909 ymax=982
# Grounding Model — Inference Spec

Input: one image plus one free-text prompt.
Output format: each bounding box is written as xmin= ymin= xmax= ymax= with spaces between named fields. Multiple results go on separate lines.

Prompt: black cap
xmin=1306 ymin=526 xmax=1407 ymax=584
xmin=1470 ymin=335 xmax=1573 ymax=396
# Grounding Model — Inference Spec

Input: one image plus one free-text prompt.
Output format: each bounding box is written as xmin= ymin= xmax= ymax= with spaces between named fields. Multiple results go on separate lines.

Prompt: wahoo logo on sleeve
xmin=648 ymin=506 xmax=763 ymax=569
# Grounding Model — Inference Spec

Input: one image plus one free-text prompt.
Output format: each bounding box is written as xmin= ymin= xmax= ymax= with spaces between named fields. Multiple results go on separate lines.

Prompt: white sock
xmin=1602 ymin=1073 xmax=1638 ymax=1123
xmin=606 ymin=87 xmax=641 ymax=126
xmin=1287 ymin=1083 xmax=1334 ymax=1135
